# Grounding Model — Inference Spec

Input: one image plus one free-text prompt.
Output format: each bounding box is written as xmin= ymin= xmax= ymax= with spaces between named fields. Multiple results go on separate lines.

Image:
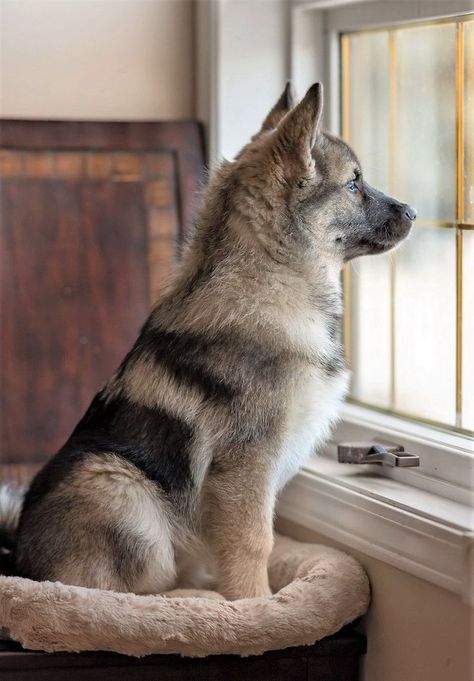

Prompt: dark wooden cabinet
xmin=0 ymin=627 xmax=366 ymax=681
xmin=0 ymin=120 xmax=204 ymax=478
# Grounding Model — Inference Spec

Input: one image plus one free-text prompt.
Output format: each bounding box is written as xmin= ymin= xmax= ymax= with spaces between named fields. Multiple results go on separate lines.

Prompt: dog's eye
xmin=346 ymin=180 xmax=359 ymax=193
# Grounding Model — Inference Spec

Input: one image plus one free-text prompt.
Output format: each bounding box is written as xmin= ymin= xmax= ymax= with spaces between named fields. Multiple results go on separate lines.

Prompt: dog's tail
xmin=0 ymin=484 xmax=25 ymax=575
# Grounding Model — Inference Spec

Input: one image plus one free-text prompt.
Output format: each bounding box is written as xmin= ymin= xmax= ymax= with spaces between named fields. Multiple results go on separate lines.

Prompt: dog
xmin=0 ymin=82 xmax=416 ymax=599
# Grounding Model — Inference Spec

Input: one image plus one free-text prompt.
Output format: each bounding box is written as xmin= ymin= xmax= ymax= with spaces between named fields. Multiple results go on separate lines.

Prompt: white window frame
xmin=288 ymin=0 xmax=474 ymax=478
xmin=279 ymin=0 xmax=474 ymax=604
xmin=196 ymin=0 xmax=474 ymax=602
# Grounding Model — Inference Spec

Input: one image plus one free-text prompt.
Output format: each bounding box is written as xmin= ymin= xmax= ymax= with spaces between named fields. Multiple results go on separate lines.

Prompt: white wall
xmin=217 ymin=0 xmax=288 ymax=160
xmin=0 ymin=0 xmax=193 ymax=120
xmin=278 ymin=519 xmax=474 ymax=681
xmin=197 ymin=0 xmax=289 ymax=162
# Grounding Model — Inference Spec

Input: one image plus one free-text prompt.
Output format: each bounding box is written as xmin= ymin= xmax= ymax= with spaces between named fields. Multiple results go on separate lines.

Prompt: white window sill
xmin=277 ymin=454 xmax=474 ymax=605
xmin=336 ymin=403 xmax=474 ymax=506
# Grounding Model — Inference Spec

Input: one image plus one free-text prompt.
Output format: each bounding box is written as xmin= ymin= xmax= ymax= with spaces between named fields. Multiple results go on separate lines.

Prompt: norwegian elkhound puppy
xmin=0 ymin=83 xmax=416 ymax=599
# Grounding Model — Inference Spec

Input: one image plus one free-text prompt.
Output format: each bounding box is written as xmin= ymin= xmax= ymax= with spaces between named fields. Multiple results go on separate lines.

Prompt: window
xmin=288 ymin=0 xmax=474 ymax=497
xmin=281 ymin=1 xmax=472 ymax=600
xmin=340 ymin=16 xmax=473 ymax=435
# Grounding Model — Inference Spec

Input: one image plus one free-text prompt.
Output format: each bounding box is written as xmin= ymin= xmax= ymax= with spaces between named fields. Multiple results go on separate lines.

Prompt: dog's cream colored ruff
xmin=0 ymin=535 xmax=369 ymax=657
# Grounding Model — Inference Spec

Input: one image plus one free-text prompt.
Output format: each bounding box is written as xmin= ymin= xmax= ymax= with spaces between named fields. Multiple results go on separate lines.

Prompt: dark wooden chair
xmin=1 ymin=119 xmax=204 ymax=485
xmin=0 ymin=119 xmax=366 ymax=680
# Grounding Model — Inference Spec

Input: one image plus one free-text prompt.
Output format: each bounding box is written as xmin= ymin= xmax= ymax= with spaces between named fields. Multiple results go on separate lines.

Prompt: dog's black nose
xmin=404 ymin=206 xmax=417 ymax=221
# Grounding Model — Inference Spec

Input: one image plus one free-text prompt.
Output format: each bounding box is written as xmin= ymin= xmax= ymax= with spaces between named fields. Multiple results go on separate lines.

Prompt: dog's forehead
xmin=316 ymin=133 xmax=360 ymax=177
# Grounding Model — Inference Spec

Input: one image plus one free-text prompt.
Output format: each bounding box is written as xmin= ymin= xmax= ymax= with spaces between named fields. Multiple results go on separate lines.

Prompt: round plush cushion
xmin=0 ymin=534 xmax=370 ymax=657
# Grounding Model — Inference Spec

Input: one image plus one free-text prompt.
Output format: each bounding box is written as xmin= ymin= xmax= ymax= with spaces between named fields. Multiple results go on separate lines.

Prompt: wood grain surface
xmin=0 ymin=121 xmax=204 ymax=474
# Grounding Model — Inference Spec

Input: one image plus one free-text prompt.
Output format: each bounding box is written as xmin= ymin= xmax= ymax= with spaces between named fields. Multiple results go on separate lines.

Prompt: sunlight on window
xmin=341 ymin=16 xmax=473 ymax=433
xmin=465 ymin=21 xmax=474 ymax=224
xmin=463 ymin=231 xmax=474 ymax=431
xmin=394 ymin=227 xmax=456 ymax=424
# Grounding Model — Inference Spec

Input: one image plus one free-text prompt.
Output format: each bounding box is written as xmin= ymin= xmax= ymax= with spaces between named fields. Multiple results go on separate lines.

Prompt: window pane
xmin=342 ymin=21 xmax=470 ymax=432
xmin=395 ymin=24 xmax=456 ymax=222
xmin=462 ymin=230 xmax=474 ymax=431
xmin=465 ymin=21 xmax=474 ymax=224
xmin=348 ymin=31 xmax=390 ymax=192
xmin=350 ymin=255 xmax=391 ymax=407
xmin=394 ymin=228 xmax=456 ymax=425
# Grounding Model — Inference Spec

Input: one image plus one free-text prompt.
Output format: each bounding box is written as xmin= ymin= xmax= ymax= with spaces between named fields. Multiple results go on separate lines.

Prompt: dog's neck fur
xmin=156 ymin=168 xmax=342 ymax=359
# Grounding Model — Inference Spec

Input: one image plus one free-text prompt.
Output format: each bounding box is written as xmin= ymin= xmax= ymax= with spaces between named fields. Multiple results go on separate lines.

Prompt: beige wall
xmin=0 ymin=0 xmax=193 ymax=120
xmin=277 ymin=518 xmax=473 ymax=681
xmin=216 ymin=0 xmax=288 ymax=160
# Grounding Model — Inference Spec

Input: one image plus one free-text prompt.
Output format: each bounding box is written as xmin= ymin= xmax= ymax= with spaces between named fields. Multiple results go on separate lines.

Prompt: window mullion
xmin=455 ymin=20 xmax=465 ymax=428
xmin=388 ymin=29 xmax=397 ymax=412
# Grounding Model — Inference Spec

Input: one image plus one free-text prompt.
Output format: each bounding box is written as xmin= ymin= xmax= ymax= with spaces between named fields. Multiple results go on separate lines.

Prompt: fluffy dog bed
xmin=0 ymin=535 xmax=369 ymax=657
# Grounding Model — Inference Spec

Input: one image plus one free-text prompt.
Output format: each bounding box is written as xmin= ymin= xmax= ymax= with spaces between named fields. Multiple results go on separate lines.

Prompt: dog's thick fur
xmin=1 ymin=83 xmax=415 ymax=599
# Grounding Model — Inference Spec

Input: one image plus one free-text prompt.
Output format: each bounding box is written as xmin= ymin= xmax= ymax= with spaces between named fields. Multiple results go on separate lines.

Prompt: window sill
xmin=335 ymin=403 xmax=473 ymax=506
xmin=277 ymin=455 xmax=474 ymax=605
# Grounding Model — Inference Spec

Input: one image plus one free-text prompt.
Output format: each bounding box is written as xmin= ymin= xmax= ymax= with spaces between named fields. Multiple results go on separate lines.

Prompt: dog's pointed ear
xmin=275 ymin=82 xmax=323 ymax=165
xmin=253 ymin=81 xmax=297 ymax=139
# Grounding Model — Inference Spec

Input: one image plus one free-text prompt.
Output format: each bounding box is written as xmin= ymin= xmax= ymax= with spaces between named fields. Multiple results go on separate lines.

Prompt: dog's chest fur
xmin=274 ymin=364 xmax=349 ymax=491
xmin=258 ymin=272 xmax=349 ymax=491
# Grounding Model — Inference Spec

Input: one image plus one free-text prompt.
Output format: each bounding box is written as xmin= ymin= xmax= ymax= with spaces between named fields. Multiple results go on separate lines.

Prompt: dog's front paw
xmin=162 ymin=588 xmax=224 ymax=600
xmin=220 ymin=579 xmax=273 ymax=601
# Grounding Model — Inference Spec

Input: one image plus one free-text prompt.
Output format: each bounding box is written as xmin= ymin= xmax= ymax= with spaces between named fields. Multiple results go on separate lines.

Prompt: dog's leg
xmin=203 ymin=462 xmax=274 ymax=600
xmin=15 ymin=454 xmax=177 ymax=593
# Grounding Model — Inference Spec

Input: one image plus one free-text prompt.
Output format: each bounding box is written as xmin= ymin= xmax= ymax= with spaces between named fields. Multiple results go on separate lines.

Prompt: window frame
xmin=290 ymin=0 xmax=474 ymax=489
xmin=340 ymin=13 xmax=473 ymax=436
xmin=196 ymin=0 xmax=474 ymax=599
